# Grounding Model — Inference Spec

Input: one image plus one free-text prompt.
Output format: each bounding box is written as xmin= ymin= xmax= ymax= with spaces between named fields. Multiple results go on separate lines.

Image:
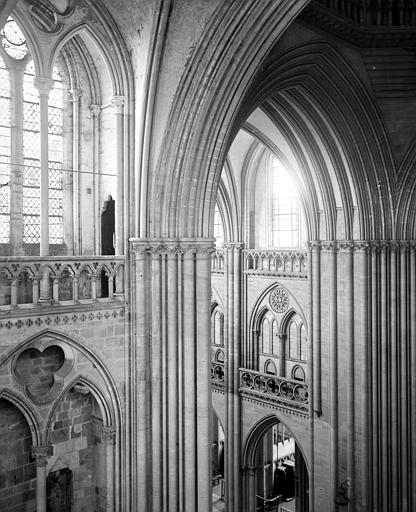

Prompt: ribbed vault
xmin=232 ymin=41 xmax=396 ymax=240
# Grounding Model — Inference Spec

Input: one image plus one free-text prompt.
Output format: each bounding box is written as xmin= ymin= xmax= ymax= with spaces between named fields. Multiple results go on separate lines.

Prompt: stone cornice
xmin=307 ymin=240 xmax=416 ymax=253
xmin=130 ymin=238 xmax=216 ymax=257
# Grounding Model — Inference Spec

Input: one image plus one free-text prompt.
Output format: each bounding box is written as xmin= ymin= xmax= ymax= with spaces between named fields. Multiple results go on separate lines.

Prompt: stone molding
xmin=223 ymin=242 xmax=245 ymax=251
xmin=0 ymin=305 xmax=125 ymax=329
xmin=307 ymin=240 xmax=416 ymax=253
xmin=130 ymin=238 xmax=216 ymax=257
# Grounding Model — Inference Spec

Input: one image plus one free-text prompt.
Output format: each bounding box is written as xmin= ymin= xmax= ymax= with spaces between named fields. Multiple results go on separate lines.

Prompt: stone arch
xmin=149 ymin=0 xmax=312 ymax=238
xmin=44 ymin=374 xmax=115 ymax=443
xmin=151 ymin=3 xmax=394 ymax=241
xmin=0 ymin=388 xmax=41 ymax=445
xmin=0 ymin=329 xmax=122 ymax=431
xmin=280 ymin=307 xmax=304 ymax=335
xmin=236 ymin=40 xmax=394 ymax=240
xmin=249 ymin=283 xmax=308 ymax=335
xmin=241 ymin=413 xmax=309 ymax=512
xmin=396 ymin=136 xmax=416 ymax=239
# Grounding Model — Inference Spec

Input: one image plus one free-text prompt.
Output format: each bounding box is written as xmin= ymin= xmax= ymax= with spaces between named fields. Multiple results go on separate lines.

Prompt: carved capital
xmin=69 ymin=88 xmax=82 ymax=101
xmin=306 ymin=240 xmax=321 ymax=251
xmin=353 ymin=241 xmax=371 ymax=253
xmin=89 ymin=104 xmax=102 ymax=118
xmin=241 ymin=464 xmax=258 ymax=476
xmin=129 ymin=238 xmax=215 ymax=257
xmin=224 ymin=242 xmax=244 ymax=251
xmin=102 ymin=426 xmax=117 ymax=445
xmin=34 ymin=77 xmax=54 ymax=97
xmin=320 ymin=241 xmax=338 ymax=252
xmin=111 ymin=95 xmax=125 ymax=114
xmin=32 ymin=445 xmax=52 ymax=467
xmin=337 ymin=241 xmax=355 ymax=252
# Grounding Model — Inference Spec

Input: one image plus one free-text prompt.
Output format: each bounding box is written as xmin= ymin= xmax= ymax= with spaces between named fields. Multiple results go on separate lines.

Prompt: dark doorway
xmin=101 ymin=194 xmax=115 ymax=255
xmin=47 ymin=468 xmax=73 ymax=512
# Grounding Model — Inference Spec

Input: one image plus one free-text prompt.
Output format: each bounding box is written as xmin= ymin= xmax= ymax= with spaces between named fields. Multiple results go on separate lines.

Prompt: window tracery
xmin=1 ymin=17 xmax=29 ymax=60
xmin=0 ymin=54 xmax=10 ymax=243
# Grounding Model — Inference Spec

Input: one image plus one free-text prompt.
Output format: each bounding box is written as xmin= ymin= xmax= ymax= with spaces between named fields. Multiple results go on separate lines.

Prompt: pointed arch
xmin=0 ymin=388 xmax=41 ymax=445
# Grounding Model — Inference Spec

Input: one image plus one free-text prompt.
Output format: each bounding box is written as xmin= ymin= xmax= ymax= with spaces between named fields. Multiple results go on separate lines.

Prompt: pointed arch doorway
xmin=242 ymin=415 xmax=308 ymax=512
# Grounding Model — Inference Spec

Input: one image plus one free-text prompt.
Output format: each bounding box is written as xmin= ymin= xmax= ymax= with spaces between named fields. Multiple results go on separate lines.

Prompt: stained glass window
xmin=48 ymin=66 xmax=63 ymax=244
xmin=1 ymin=17 xmax=29 ymax=60
xmin=0 ymin=55 xmax=10 ymax=243
xmin=23 ymin=61 xmax=40 ymax=244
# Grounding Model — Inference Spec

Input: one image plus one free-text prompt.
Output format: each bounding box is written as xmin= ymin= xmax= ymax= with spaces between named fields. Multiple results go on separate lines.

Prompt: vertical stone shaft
xmin=327 ymin=243 xmax=338 ymax=505
xmin=232 ymin=245 xmax=242 ymax=511
xmin=380 ymin=246 xmax=389 ymax=509
xmin=307 ymin=243 xmax=314 ymax=511
xmin=183 ymin=248 xmax=197 ymax=512
xmin=133 ymin=245 xmax=150 ymax=511
xmin=410 ymin=246 xmax=416 ymax=509
xmin=90 ymin=103 xmax=101 ymax=255
xmin=195 ymin=246 xmax=213 ymax=511
xmin=167 ymin=250 xmax=179 ymax=511
xmin=151 ymin=248 xmax=163 ymax=512
xmin=358 ymin=244 xmax=369 ymax=511
xmin=345 ymin=244 xmax=354 ymax=508
xmin=391 ymin=245 xmax=398 ymax=511
xmin=34 ymin=77 xmax=53 ymax=257
xmin=32 ymin=445 xmax=50 ymax=512
xmin=400 ymin=245 xmax=409 ymax=510
xmin=311 ymin=242 xmax=321 ymax=415
xmin=69 ymin=89 xmax=82 ymax=255
xmin=225 ymin=243 xmax=242 ymax=512
xmin=111 ymin=96 xmax=125 ymax=256
xmin=102 ymin=427 xmax=116 ymax=512
xmin=371 ymin=246 xmax=379 ymax=511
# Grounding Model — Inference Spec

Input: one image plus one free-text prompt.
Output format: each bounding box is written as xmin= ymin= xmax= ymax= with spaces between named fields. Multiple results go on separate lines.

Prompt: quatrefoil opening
xmin=14 ymin=342 xmax=73 ymax=404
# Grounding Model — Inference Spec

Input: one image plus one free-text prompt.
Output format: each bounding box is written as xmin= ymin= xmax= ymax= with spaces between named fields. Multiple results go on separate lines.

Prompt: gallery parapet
xmin=239 ymin=368 xmax=309 ymax=416
xmin=243 ymin=250 xmax=308 ymax=278
xmin=0 ymin=255 xmax=125 ymax=310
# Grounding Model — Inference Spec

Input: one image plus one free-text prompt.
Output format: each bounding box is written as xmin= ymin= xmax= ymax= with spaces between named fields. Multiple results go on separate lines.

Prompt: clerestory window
xmin=0 ymin=17 xmax=65 ymax=249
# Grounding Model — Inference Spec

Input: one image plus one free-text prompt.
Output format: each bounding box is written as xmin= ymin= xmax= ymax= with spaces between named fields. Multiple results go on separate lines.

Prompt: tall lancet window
xmin=48 ymin=66 xmax=63 ymax=244
xmin=271 ymin=157 xmax=301 ymax=248
xmin=23 ymin=60 xmax=40 ymax=244
xmin=0 ymin=55 xmax=10 ymax=243
xmin=214 ymin=203 xmax=224 ymax=247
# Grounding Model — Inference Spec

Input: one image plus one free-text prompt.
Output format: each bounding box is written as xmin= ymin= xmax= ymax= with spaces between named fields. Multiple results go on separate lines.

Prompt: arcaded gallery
xmin=0 ymin=1 xmax=415 ymax=511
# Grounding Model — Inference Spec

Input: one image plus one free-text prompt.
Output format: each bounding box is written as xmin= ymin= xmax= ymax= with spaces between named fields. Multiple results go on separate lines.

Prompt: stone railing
xmin=211 ymin=362 xmax=225 ymax=390
xmin=239 ymin=368 xmax=308 ymax=415
xmin=211 ymin=250 xmax=225 ymax=273
xmin=0 ymin=256 xmax=125 ymax=310
xmin=243 ymin=250 xmax=308 ymax=278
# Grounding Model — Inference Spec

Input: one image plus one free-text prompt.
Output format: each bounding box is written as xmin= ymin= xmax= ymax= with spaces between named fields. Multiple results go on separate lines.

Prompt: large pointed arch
xmin=150 ymin=0 xmax=312 ymax=238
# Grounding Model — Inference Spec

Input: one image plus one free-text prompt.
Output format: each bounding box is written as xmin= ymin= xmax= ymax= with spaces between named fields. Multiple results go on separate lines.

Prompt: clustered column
xmin=131 ymin=237 xmax=214 ymax=512
xmin=224 ymin=242 xmax=243 ymax=512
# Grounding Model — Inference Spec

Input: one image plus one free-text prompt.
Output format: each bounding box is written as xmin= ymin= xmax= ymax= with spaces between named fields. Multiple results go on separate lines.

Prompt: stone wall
xmin=0 ymin=398 xmax=36 ymax=512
